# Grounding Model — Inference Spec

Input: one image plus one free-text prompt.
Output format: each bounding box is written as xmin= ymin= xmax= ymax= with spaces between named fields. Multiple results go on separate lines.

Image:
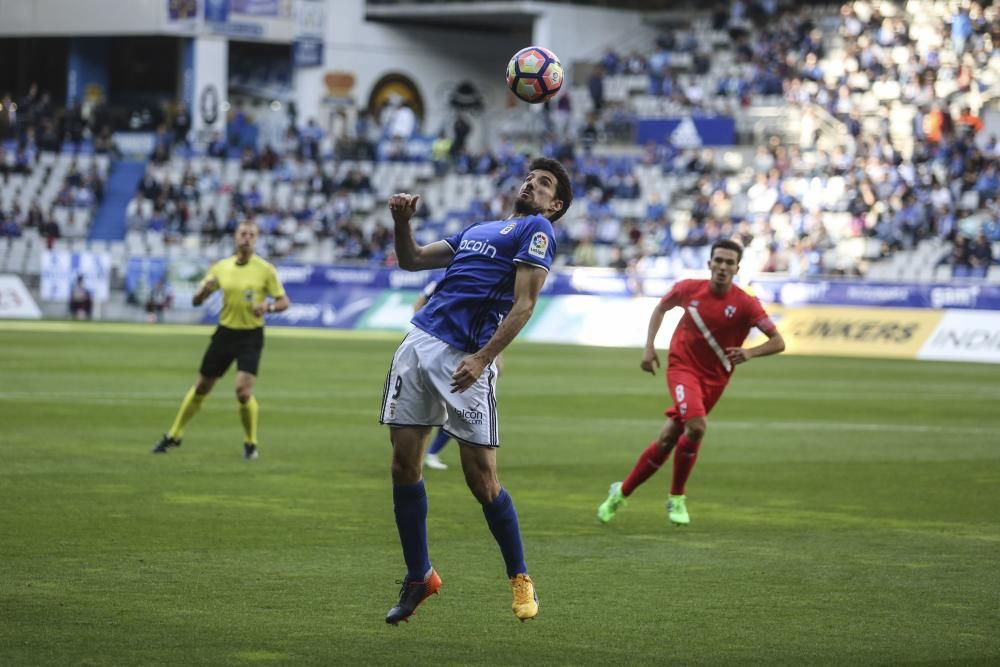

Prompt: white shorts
xmin=380 ymin=328 xmax=500 ymax=447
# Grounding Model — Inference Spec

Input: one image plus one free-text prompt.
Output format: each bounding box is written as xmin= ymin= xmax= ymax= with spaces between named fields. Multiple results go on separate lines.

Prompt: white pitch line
xmin=0 ymin=320 xmax=402 ymax=341
xmin=0 ymin=393 xmax=991 ymax=435
xmin=711 ymin=420 xmax=993 ymax=435
xmin=509 ymin=415 xmax=991 ymax=436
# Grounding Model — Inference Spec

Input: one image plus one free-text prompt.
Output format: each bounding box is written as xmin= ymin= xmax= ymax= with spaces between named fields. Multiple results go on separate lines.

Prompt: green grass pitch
xmin=2 ymin=322 xmax=998 ymax=665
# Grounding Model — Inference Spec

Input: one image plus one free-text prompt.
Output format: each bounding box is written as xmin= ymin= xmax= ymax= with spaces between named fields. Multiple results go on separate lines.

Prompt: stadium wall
xmin=0 ymin=0 xmax=296 ymax=40
xmin=0 ymin=0 xmax=165 ymax=35
xmin=531 ymin=2 xmax=654 ymax=80
xmin=294 ymin=3 xmax=516 ymax=141
xmin=256 ymin=289 xmax=1000 ymax=365
xmin=1 ymin=0 xmax=654 ymax=142
xmin=41 ymin=254 xmax=1000 ymax=364
xmin=293 ymin=1 xmax=656 ymax=137
xmin=186 ymin=266 xmax=1000 ymax=365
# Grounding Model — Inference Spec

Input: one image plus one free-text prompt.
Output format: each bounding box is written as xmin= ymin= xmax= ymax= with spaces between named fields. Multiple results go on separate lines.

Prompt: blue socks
xmin=394 ymin=481 xmax=526 ymax=581
xmin=482 ymin=488 xmax=527 ymax=577
xmin=393 ymin=481 xmax=431 ymax=581
xmin=428 ymin=429 xmax=451 ymax=455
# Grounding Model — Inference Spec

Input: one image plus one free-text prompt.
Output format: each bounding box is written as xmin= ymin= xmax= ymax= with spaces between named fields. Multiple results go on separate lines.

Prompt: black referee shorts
xmin=199 ymin=326 xmax=265 ymax=378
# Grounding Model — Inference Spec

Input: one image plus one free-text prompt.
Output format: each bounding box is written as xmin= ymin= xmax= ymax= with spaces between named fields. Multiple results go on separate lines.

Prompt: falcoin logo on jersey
xmin=458 ymin=408 xmax=485 ymax=425
xmin=459 ymin=238 xmax=497 ymax=259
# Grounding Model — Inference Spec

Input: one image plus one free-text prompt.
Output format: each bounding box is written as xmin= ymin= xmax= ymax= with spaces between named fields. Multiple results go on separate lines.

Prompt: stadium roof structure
xmin=364 ymin=0 xmax=713 ymax=30
xmin=366 ymin=0 xmax=681 ymax=10
xmin=365 ymin=1 xmax=540 ymax=31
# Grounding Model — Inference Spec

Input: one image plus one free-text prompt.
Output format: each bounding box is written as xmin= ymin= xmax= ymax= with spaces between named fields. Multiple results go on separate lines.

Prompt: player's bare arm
xmin=252 ymin=295 xmax=290 ymax=317
xmin=725 ymin=328 xmax=785 ymax=365
xmin=192 ymin=277 xmax=219 ymax=307
xmin=641 ymin=294 xmax=679 ymax=375
xmin=450 ymin=263 xmax=546 ymax=393
xmin=389 ymin=193 xmax=453 ymax=270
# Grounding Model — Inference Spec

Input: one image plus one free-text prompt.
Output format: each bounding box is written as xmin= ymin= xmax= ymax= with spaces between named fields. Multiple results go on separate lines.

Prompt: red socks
xmin=621 ymin=435 xmax=705 ymax=498
xmin=670 ymin=435 xmax=702 ymax=496
xmin=621 ymin=441 xmax=670 ymax=496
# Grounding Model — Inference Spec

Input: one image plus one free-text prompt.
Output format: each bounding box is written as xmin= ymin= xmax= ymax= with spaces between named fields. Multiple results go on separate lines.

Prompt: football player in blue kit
xmin=380 ymin=157 xmax=573 ymax=625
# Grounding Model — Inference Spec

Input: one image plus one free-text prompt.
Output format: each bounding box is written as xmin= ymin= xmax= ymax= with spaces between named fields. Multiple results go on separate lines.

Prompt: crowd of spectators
xmin=815 ymin=0 xmax=1000 ymax=276
xmin=0 ymin=154 xmax=107 ymax=246
xmin=0 ymin=83 xmax=113 ymax=245
xmin=10 ymin=1 xmax=1000 ymax=282
xmin=126 ymin=153 xmax=393 ymax=262
xmin=0 ymin=83 xmax=120 ymax=157
xmin=568 ymin=0 xmax=1000 ymax=277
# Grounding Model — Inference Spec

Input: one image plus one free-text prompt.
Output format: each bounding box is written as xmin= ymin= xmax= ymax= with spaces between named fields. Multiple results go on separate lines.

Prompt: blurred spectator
xmin=13 ymin=145 xmax=32 ymax=174
xmin=151 ymin=124 xmax=172 ymax=163
xmin=431 ymin=130 xmax=452 ymax=173
xmin=1 ymin=211 xmax=21 ymax=237
xmin=17 ymin=82 xmax=39 ymax=145
xmin=968 ymin=231 xmax=994 ymax=278
xmin=0 ymin=93 xmax=14 ymax=141
xmin=69 ymin=275 xmax=93 ymax=320
xmin=385 ymin=100 xmax=417 ymax=156
xmin=24 ymin=202 xmax=45 ymax=230
xmin=301 ymin=118 xmax=322 ymax=160
xmin=228 ymin=101 xmax=251 ymax=150
xmin=451 ymin=113 xmax=471 ymax=159
xmin=41 ymin=215 xmax=60 ymax=247
xmin=172 ymin=103 xmax=191 ymax=148
xmin=94 ymin=126 xmax=122 ymax=158
xmin=957 ymin=106 xmax=984 ymax=137
xmin=207 ymin=131 xmax=227 ymax=158
xmin=145 ymin=278 xmax=173 ymax=323
xmin=64 ymin=99 xmax=86 ymax=152
xmin=588 ymin=65 xmax=605 ymax=113
xmin=572 ymin=235 xmax=597 ymax=266
xmin=950 ymin=235 xmax=973 ymax=277
xmin=340 ymin=168 xmax=371 ymax=193
xmin=951 ymin=5 xmax=973 ymax=55
xmin=137 ymin=167 xmax=162 ymax=200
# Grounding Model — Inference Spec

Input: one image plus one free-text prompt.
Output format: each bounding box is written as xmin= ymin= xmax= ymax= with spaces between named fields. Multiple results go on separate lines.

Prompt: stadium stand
xmin=2 ymin=0 xmax=999 ymax=296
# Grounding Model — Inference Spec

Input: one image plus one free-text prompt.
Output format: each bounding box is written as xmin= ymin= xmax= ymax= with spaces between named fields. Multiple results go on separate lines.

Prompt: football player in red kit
xmin=597 ymin=239 xmax=785 ymax=526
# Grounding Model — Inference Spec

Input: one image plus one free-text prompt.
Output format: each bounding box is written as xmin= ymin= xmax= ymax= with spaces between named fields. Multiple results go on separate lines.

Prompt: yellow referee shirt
xmin=202 ymin=255 xmax=286 ymax=330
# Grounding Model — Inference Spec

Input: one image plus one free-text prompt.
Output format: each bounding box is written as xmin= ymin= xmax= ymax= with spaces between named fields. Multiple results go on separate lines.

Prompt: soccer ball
xmin=506 ymin=46 xmax=563 ymax=104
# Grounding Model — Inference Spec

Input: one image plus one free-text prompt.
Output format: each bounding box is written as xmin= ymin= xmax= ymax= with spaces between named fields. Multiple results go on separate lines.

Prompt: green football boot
xmin=667 ymin=494 xmax=690 ymax=526
xmin=597 ymin=482 xmax=627 ymax=524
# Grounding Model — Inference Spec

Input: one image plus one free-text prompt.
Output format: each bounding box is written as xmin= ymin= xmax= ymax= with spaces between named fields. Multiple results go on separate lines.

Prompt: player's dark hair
xmin=710 ymin=239 xmax=744 ymax=262
xmin=529 ymin=157 xmax=573 ymax=222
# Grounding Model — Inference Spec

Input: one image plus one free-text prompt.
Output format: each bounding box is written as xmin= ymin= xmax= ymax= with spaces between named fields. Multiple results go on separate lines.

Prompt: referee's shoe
xmin=243 ymin=443 xmax=259 ymax=460
xmin=151 ymin=435 xmax=181 ymax=454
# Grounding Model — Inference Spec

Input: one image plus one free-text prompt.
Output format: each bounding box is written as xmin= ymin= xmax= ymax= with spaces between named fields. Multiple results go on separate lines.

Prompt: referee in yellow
xmin=153 ymin=219 xmax=289 ymax=459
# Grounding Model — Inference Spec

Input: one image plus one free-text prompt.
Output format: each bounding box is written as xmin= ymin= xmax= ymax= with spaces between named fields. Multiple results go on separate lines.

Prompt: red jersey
xmin=661 ymin=279 xmax=775 ymax=380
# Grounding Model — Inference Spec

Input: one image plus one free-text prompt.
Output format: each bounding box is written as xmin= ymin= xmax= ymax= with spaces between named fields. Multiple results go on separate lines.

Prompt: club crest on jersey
xmin=500 ymin=222 xmax=517 ymax=235
xmin=725 ymin=305 xmax=737 ymax=318
xmin=529 ymin=232 xmax=549 ymax=259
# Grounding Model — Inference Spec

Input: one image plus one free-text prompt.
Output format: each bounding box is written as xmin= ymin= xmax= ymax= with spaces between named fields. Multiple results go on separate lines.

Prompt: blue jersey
xmin=411 ymin=214 xmax=556 ymax=353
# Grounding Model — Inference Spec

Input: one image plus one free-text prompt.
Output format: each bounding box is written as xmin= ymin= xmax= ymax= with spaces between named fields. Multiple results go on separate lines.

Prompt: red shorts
xmin=664 ymin=369 xmax=728 ymax=423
